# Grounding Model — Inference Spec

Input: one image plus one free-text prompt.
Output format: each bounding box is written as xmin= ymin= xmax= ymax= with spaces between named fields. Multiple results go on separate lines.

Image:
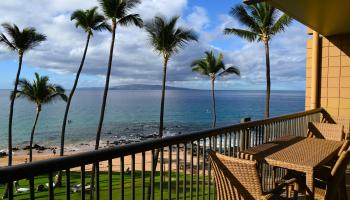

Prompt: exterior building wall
xmin=306 ymin=34 xmax=350 ymax=117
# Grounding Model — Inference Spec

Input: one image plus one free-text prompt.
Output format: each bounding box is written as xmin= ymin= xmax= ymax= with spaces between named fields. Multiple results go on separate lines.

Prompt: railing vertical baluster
xmin=176 ymin=144 xmax=180 ymax=200
xmin=202 ymin=139 xmax=206 ymax=200
xmin=208 ymin=137 xmax=212 ymax=200
xmin=229 ymin=132 xmax=232 ymax=156
xmin=190 ymin=142 xmax=194 ymax=200
xmin=132 ymin=154 xmax=135 ymax=200
xmin=30 ymin=176 xmax=35 ymax=200
xmin=120 ymin=156 xmax=124 ymax=200
xmin=48 ymin=172 xmax=54 ymax=200
xmin=196 ymin=140 xmax=200 ymax=200
xmin=224 ymin=133 xmax=228 ymax=155
xmin=168 ymin=146 xmax=172 ymax=200
xmin=160 ymin=148 xmax=164 ymax=200
xmin=81 ymin=165 xmax=85 ymax=200
xmin=233 ymin=131 xmax=237 ymax=157
xmin=142 ymin=152 xmax=145 ymax=200
xmin=66 ymin=169 xmax=70 ymax=200
xmin=96 ymin=163 xmax=100 ymax=200
xmin=108 ymin=159 xmax=112 ymax=200
xmin=183 ymin=143 xmax=187 ymax=200
xmin=219 ymin=135 xmax=222 ymax=153
xmin=7 ymin=182 xmax=13 ymax=200
xmin=151 ymin=150 xmax=155 ymax=200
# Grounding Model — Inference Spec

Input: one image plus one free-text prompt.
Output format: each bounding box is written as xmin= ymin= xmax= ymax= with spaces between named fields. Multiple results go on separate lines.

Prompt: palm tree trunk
xmin=264 ymin=40 xmax=271 ymax=119
xmin=211 ymin=78 xmax=216 ymax=128
xmin=29 ymin=107 xmax=41 ymax=162
xmin=90 ymin=20 xmax=116 ymax=200
xmin=95 ymin=21 xmax=116 ymax=150
xmin=3 ymin=53 xmax=23 ymax=199
xmin=55 ymin=33 xmax=91 ymax=187
xmin=146 ymin=54 xmax=169 ymax=200
xmin=8 ymin=53 xmax=23 ymax=166
xmin=159 ymin=54 xmax=169 ymax=138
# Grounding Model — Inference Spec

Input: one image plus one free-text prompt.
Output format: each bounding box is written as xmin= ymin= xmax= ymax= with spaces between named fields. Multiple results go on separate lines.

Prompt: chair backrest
xmin=208 ymin=151 xmax=263 ymax=200
xmin=332 ymin=116 xmax=350 ymax=139
xmin=325 ymin=147 xmax=350 ymax=199
xmin=308 ymin=122 xmax=345 ymax=141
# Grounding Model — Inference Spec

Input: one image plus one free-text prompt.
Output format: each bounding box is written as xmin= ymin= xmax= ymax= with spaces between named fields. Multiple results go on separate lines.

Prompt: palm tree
xmin=0 ymin=23 xmax=46 ymax=166
xmin=191 ymin=51 xmax=240 ymax=128
xmin=55 ymin=7 xmax=111 ymax=187
xmin=59 ymin=6 xmax=111 ymax=161
xmin=89 ymin=1 xmax=143 ymax=197
xmin=144 ymin=16 xmax=197 ymax=200
xmin=12 ymin=73 xmax=67 ymax=162
xmin=224 ymin=2 xmax=292 ymax=118
xmin=144 ymin=16 xmax=198 ymax=138
xmin=96 ymin=0 xmax=143 ymax=150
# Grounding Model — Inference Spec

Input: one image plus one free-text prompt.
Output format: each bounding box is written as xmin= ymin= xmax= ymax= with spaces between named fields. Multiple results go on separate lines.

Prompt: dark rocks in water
xmin=0 ymin=151 xmax=7 ymax=157
xmin=12 ymin=147 xmax=19 ymax=151
xmin=142 ymin=134 xmax=158 ymax=139
xmin=23 ymin=144 xmax=47 ymax=151
xmin=106 ymin=131 xmax=112 ymax=135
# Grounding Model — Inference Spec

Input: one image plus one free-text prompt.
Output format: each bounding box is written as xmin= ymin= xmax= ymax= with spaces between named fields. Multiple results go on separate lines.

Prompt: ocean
xmin=0 ymin=89 xmax=305 ymax=148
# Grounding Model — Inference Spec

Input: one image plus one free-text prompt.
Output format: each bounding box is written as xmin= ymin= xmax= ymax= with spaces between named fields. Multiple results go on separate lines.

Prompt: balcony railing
xmin=0 ymin=108 xmax=327 ymax=200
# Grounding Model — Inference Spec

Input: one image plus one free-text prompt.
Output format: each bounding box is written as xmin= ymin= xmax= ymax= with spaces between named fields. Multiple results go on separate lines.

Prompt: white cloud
xmin=0 ymin=0 xmax=307 ymax=90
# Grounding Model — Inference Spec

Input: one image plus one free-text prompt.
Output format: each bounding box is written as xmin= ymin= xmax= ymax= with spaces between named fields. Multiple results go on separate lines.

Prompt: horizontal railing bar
xmin=0 ymin=108 xmax=323 ymax=183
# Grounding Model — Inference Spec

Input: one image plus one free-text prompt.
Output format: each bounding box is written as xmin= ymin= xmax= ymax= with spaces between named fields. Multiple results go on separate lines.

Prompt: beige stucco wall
xmin=306 ymin=34 xmax=350 ymax=117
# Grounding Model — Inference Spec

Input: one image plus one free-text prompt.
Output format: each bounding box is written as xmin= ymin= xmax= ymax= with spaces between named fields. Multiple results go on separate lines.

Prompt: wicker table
xmin=239 ymin=135 xmax=344 ymax=197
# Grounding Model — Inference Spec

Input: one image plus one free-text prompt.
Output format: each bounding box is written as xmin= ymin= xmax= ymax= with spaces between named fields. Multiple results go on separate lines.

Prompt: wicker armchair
xmin=332 ymin=116 xmax=350 ymax=140
xmin=208 ymin=151 xmax=296 ymax=200
xmin=281 ymin=146 xmax=350 ymax=200
xmin=307 ymin=122 xmax=345 ymax=141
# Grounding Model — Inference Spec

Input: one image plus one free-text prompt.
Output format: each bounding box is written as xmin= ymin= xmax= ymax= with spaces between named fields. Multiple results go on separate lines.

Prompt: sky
xmin=0 ymin=0 xmax=309 ymax=90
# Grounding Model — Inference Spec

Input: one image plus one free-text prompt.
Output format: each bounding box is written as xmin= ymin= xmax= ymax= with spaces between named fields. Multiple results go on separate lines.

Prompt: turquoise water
xmin=0 ymin=89 xmax=305 ymax=148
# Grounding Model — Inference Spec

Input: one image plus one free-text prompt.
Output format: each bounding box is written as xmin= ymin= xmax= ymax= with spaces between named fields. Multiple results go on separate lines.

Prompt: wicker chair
xmin=280 ymin=146 xmax=350 ymax=200
xmin=332 ymin=116 xmax=350 ymax=140
xmin=307 ymin=122 xmax=345 ymax=141
xmin=208 ymin=151 xmax=297 ymax=200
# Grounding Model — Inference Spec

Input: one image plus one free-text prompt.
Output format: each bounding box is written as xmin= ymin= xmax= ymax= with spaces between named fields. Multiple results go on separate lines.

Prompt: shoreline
xmin=0 ymin=140 xmax=199 ymax=172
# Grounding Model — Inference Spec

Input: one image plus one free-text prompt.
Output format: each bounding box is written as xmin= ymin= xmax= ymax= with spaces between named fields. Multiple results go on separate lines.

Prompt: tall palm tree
xmin=0 ymin=23 xmax=46 ymax=166
xmin=224 ymin=2 xmax=292 ymax=118
xmin=12 ymin=73 xmax=67 ymax=162
xmin=191 ymin=51 xmax=240 ymax=128
xmin=144 ymin=16 xmax=197 ymax=200
xmin=59 ymin=6 xmax=111 ymax=160
xmin=144 ymin=16 xmax=198 ymax=138
xmin=88 ymin=1 xmax=143 ymax=197
xmin=96 ymin=0 xmax=143 ymax=150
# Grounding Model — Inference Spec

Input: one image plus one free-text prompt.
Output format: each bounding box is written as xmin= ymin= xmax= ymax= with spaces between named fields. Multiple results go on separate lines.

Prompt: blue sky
xmin=0 ymin=0 xmax=308 ymax=90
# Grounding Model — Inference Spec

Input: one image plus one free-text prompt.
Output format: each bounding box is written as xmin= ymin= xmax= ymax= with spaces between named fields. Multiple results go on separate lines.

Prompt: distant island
xmin=79 ymin=84 xmax=199 ymax=91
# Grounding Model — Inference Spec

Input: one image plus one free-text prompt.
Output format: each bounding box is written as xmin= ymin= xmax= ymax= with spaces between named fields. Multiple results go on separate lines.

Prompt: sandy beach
xmin=0 ymin=140 xmax=203 ymax=173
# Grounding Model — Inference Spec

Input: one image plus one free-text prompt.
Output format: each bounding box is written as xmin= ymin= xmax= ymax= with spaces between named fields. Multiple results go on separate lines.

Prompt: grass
xmin=0 ymin=171 xmax=214 ymax=199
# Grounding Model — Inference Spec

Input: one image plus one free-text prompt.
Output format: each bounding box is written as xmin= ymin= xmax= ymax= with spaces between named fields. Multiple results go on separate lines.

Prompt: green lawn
xmin=1 ymin=171 xmax=214 ymax=199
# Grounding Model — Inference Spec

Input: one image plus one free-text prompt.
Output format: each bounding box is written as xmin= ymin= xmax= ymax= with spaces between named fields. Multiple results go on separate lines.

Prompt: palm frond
xmin=191 ymin=51 xmax=240 ymax=80
xmin=218 ymin=66 xmax=240 ymax=77
xmin=145 ymin=15 xmax=197 ymax=56
xmin=270 ymin=14 xmax=293 ymax=35
xmin=229 ymin=5 xmax=261 ymax=33
xmin=14 ymin=73 xmax=67 ymax=106
xmin=71 ymin=7 xmax=111 ymax=34
xmin=224 ymin=28 xmax=258 ymax=42
xmin=0 ymin=33 xmax=16 ymax=51
xmin=118 ymin=14 xmax=143 ymax=28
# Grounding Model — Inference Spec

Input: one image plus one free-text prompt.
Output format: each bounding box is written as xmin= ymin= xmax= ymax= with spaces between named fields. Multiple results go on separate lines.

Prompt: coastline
xmin=0 ymin=139 xmax=195 ymax=172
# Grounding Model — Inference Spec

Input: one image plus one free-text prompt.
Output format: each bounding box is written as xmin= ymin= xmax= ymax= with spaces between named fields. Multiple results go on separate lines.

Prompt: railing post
xmin=240 ymin=118 xmax=251 ymax=150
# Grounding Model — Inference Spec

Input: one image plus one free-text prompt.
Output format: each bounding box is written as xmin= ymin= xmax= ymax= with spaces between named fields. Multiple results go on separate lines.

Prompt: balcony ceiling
xmin=246 ymin=0 xmax=350 ymax=36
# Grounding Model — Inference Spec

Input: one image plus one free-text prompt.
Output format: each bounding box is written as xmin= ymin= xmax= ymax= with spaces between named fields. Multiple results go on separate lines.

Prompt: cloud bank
xmin=0 ymin=0 xmax=307 ymax=90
